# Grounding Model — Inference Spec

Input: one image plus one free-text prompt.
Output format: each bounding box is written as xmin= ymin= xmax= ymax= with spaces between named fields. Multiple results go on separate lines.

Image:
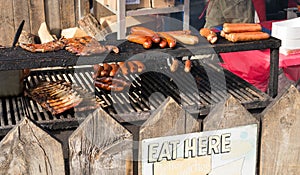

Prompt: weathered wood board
xmin=0 ymin=0 xmax=15 ymax=46
xmin=13 ymin=0 xmax=31 ymax=33
xmin=203 ymin=95 xmax=259 ymax=131
xmin=139 ymin=97 xmax=201 ymax=174
xmin=69 ymin=108 xmax=133 ymax=175
xmin=60 ymin=0 xmax=76 ymax=29
xmin=0 ymin=117 xmax=65 ymax=175
xmin=44 ymin=0 xmax=61 ymax=37
xmin=260 ymin=85 xmax=300 ymax=174
xmin=28 ymin=0 xmax=45 ymax=35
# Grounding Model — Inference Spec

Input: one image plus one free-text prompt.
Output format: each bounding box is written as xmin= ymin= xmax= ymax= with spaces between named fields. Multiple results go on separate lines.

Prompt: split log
xmin=38 ymin=22 xmax=55 ymax=43
xmin=0 ymin=117 xmax=65 ymax=175
xmin=18 ymin=30 xmax=36 ymax=44
xmin=260 ymin=85 xmax=300 ymax=174
xmin=61 ymin=27 xmax=88 ymax=38
xmin=78 ymin=13 xmax=107 ymax=41
xmin=139 ymin=97 xmax=201 ymax=174
xmin=203 ymin=95 xmax=259 ymax=131
xmin=69 ymin=108 xmax=133 ymax=175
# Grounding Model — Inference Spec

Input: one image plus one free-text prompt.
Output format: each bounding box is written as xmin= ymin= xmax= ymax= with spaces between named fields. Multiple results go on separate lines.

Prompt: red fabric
xmin=220 ymin=49 xmax=300 ymax=92
xmin=252 ymin=0 xmax=266 ymax=22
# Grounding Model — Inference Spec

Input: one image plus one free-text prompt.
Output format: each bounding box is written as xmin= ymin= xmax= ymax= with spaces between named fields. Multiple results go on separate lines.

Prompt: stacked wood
xmin=260 ymin=85 xmax=300 ymax=174
xmin=38 ymin=22 xmax=55 ymax=43
xmin=69 ymin=108 xmax=133 ymax=175
xmin=0 ymin=117 xmax=65 ymax=175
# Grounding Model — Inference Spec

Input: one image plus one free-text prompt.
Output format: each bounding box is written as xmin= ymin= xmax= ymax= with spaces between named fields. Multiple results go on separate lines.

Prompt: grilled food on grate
xmin=25 ymin=80 xmax=99 ymax=115
xmin=19 ymin=36 xmax=119 ymax=56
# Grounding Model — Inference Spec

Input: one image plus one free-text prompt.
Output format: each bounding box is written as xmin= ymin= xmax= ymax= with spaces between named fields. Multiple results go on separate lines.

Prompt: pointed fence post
xmin=260 ymin=85 xmax=300 ymax=174
xmin=0 ymin=117 xmax=65 ymax=175
xmin=69 ymin=108 xmax=133 ymax=175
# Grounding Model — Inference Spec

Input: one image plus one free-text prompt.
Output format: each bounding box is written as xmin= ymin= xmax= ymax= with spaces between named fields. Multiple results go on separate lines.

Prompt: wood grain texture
xmin=260 ymin=85 xmax=300 ymax=175
xmin=69 ymin=108 xmax=133 ymax=175
xmin=28 ymin=0 xmax=45 ymax=35
xmin=0 ymin=0 xmax=14 ymax=46
xmin=203 ymin=95 xmax=259 ymax=131
xmin=139 ymin=97 xmax=201 ymax=174
xmin=45 ymin=0 xmax=61 ymax=37
xmin=13 ymin=0 xmax=31 ymax=33
xmin=0 ymin=117 xmax=65 ymax=175
xmin=60 ymin=0 xmax=76 ymax=29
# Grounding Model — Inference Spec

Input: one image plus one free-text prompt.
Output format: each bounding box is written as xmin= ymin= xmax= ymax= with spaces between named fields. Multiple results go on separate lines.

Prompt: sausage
xmin=95 ymin=77 xmax=113 ymax=83
xmin=101 ymin=63 xmax=112 ymax=76
xmin=130 ymin=26 xmax=160 ymax=43
xmin=159 ymin=38 xmax=168 ymax=48
xmin=225 ymin=31 xmax=270 ymax=42
xmin=126 ymin=34 xmax=153 ymax=49
xmin=109 ymin=63 xmax=120 ymax=77
xmin=199 ymin=28 xmax=218 ymax=44
xmin=118 ymin=62 xmax=129 ymax=75
xmin=223 ymin=23 xmax=262 ymax=33
xmin=184 ymin=60 xmax=192 ymax=73
xmin=170 ymin=59 xmax=179 ymax=72
xmin=131 ymin=60 xmax=145 ymax=72
xmin=94 ymin=78 xmax=128 ymax=92
xmin=158 ymin=32 xmax=177 ymax=48
xmin=94 ymin=80 xmax=112 ymax=91
xmin=165 ymin=33 xmax=199 ymax=45
xmin=93 ymin=64 xmax=103 ymax=79
xmin=163 ymin=30 xmax=192 ymax=35
xmin=127 ymin=61 xmax=137 ymax=73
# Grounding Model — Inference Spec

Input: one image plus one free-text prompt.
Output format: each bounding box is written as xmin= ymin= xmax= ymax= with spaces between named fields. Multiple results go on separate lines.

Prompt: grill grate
xmin=0 ymin=59 xmax=270 ymax=135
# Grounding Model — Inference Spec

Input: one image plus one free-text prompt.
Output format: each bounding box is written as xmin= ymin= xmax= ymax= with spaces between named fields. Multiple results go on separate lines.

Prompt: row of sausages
xmin=93 ymin=61 xmax=145 ymax=92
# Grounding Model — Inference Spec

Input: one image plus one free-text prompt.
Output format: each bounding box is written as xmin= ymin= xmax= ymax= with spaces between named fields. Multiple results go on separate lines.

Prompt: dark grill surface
xmin=0 ymin=59 xmax=270 ymax=136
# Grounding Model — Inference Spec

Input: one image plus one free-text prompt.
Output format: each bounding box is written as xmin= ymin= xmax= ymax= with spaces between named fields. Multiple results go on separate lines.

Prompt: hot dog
xmin=93 ymin=64 xmax=103 ymax=79
xmin=159 ymin=38 xmax=168 ymax=49
xmin=225 ymin=31 xmax=270 ymax=42
xmin=131 ymin=60 xmax=145 ymax=73
xmin=109 ymin=63 xmax=119 ymax=77
xmin=184 ymin=60 xmax=192 ymax=73
xmin=199 ymin=28 xmax=218 ymax=44
xmin=223 ymin=23 xmax=262 ymax=33
xmin=158 ymin=32 xmax=177 ymax=48
xmin=118 ymin=62 xmax=129 ymax=75
xmin=127 ymin=61 xmax=137 ymax=73
xmin=126 ymin=34 xmax=153 ymax=49
xmin=165 ymin=33 xmax=199 ymax=45
xmin=170 ymin=59 xmax=179 ymax=72
xmin=130 ymin=26 xmax=160 ymax=43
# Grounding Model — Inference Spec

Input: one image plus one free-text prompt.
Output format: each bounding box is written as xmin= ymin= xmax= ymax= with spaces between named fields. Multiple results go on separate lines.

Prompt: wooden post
xmin=139 ymin=97 xmax=201 ymax=174
xmin=260 ymin=85 xmax=300 ymax=174
xmin=0 ymin=0 xmax=14 ymax=46
xmin=28 ymin=0 xmax=45 ymax=35
xmin=0 ymin=117 xmax=65 ymax=175
xmin=203 ymin=95 xmax=259 ymax=131
xmin=69 ymin=108 xmax=133 ymax=175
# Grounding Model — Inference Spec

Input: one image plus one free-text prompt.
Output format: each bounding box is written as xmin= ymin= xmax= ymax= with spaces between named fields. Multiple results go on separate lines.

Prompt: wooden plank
xmin=28 ymin=0 xmax=45 ymax=35
xmin=13 ymin=0 xmax=31 ymax=33
xmin=93 ymin=0 xmax=114 ymax=20
xmin=75 ymin=0 xmax=90 ymax=23
xmin=260 ymin=85 xmax=300 ymax=174
xmin=203 ymin=95 xmax=259 ymax=131
xmin=60 ymin=0 xmax=76 ymax=29
xmin=139 ymin=97 xmax=201 ymax=174
xmin=0 ymin=117 xmax=65 ymax=174
xmin=0 ymin=0 xmax=14 ymax=46
xmin=69 ymin=108 xmax=133 ymax=175
xmin=44 ymin=0 xmax=61 ymax=37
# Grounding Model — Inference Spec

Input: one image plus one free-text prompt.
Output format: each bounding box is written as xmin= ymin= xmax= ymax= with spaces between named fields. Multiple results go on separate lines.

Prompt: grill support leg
xmin=268 ymin=48 xmax=279 ymax=98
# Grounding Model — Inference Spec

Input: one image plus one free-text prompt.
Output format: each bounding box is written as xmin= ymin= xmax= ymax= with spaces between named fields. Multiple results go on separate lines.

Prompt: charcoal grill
xmin=0 ymin=59 xmax=270 ymax=137
xmin=0 ymin=36 xmax=281 ymax=137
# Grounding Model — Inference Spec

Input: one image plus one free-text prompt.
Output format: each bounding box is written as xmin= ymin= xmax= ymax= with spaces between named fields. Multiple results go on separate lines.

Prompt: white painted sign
xmin=142 ymin=124 xmax=258 ymax=175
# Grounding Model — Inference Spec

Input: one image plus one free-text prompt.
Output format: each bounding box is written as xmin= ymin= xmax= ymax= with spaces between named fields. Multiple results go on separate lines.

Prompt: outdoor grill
xmin=0 ymin=59 xmax=270 ymax=137
xmin=0 ymin=37 xmax=281 ymax=137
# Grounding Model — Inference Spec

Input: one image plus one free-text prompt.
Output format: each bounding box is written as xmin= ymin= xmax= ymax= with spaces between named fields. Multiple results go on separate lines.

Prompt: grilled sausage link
xmin=199 ymin=28 xmax=218 ymax=44
xmin=126 ymin=34 xmax=153 ymax=49
xmin=223 ymin=23 xmax=262 ymax=33
xmin=130 ymin=26 xmax=161 ymax=44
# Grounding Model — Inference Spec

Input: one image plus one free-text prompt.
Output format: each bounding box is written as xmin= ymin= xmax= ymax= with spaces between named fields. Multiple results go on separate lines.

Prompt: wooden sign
xmin=142 ymin=124 xmax=258 ymax=175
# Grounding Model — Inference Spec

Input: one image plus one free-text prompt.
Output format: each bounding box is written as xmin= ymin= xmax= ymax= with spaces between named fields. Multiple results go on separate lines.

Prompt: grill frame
xmin=0 ymin=59 xmax=271 ymax=136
